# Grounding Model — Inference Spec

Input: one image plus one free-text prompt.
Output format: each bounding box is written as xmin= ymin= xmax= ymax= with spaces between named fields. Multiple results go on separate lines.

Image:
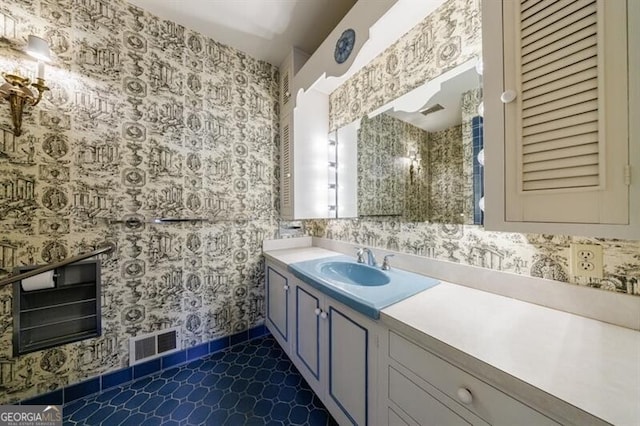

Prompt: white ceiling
xmin=128 ymin=0 xmax=357 ymax=66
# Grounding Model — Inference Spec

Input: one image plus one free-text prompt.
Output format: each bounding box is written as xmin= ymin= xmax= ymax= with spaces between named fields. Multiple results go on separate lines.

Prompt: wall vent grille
xmin=420 ymin=103 xmax=444 ymax=116
xmin=129 ymin=327 xmax=180 ymax=365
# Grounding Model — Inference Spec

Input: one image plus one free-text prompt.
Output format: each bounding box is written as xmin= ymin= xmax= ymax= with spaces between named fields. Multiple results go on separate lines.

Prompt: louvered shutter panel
xmin=281 ymin=69 xmax=291 ymax=108
xmin=502 ymin=0 xmax=629 ymax=224
xmin=281 ymin=116 xmax=293 ymax=218
xmin=520 ymin=0 xmax=599 ymax=191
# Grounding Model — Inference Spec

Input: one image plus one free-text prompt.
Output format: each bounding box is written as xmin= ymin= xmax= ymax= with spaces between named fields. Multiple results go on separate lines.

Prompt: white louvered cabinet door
xmin=279 ymin=48 xmax=310 ymax=117
xmin=486 ymin=0 xmax=637 ymax=236
xmin=280 ymin=113 xmax=294 ymax=220
xmin=280 ymin=65 xmax=291 ymax=112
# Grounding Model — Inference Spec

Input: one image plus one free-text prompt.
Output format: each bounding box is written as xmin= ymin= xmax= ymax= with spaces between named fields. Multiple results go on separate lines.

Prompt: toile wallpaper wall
xmin=427 ymin=124 xmax=463 ymax=222
xmin=356 ymin=106 xmax=473 ymax=224
xmin=357 ymin=113 xmax=429 ymax=219
xmin=357 ymin=84 xmax=480 ymax=223
xmin=0 ymin=0 xmax=279 ymax=403
xmin=307 ymin=0 xmax=640 ymax=297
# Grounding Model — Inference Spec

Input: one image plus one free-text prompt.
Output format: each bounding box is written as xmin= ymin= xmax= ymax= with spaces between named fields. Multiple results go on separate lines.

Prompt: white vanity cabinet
xmin=292 ymin=277 xmax=377 ymax=426
xmin=279 ymin=89 xmax=330 ymax=220
xmin=378 ymin=329 xmax=560 ymax=426
xmin=483 ymin=0 xmax=640 ymax=238
xmin=278 ymin=47 xmax=332 ymax=220
xmin=264 ymin=245 xmax=639 ymax=425
xmin=277 ymin=0 xmax=400 ymax=221
xmin=264 ymin=259 xmax=377 ymax=425
xmin=265 ymin=261 xmax=292 ymax=352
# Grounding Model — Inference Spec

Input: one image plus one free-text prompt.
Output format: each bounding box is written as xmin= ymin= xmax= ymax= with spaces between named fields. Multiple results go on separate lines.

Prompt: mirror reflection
xmin=338 ymin=60 xmax=484 ymax=224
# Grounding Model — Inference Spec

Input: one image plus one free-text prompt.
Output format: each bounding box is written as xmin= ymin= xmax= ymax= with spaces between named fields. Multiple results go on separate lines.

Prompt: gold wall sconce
xmin=0 ymin=35 xmax=51 ymax=136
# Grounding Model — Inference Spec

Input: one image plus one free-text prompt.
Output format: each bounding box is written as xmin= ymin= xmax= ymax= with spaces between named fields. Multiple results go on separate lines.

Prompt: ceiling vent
xmin=420 ymin=104 xmax=445 ymax=116
xmin=129 ymin=327 xmax=180 ymax=365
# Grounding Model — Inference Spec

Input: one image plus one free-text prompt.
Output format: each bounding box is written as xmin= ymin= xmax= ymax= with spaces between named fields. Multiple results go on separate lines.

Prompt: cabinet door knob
xmin=320 ymin=311 xmax=328 ymax=319
xmin=457 ymin=387 xmax=473 ymax=404
xmin=500 ymin=90 xmax=517 ymax=104
xmin=283 ymin=285 xmax=289 ymax=291
xmin=314 ymin=308 xmax=321 ymax=316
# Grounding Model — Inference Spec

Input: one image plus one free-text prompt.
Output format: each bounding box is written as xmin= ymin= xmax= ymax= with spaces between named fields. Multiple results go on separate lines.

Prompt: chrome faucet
xmin=381 ymin=254 xmax=394 ymax=271
xmin=355 ymin=247 xmax=377 ymax=267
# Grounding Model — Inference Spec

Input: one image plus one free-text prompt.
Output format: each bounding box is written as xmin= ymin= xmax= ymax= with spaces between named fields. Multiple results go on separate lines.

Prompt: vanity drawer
xmin=389 ymin=366 xmax=486 ymax=426
xmin=388 ymin=331 xmax=559 ymax=425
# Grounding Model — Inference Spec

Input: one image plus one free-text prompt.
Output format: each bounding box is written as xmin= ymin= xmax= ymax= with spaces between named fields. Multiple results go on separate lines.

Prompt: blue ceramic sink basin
xmin=318 ymin=261 xmax=390 ymax=286
xmin=288 ymin=255 xmax=440 ymax=319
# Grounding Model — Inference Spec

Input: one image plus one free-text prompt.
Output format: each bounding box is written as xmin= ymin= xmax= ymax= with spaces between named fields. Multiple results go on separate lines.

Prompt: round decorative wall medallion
xmin=334 ymin=28 xmax=356 ymax=64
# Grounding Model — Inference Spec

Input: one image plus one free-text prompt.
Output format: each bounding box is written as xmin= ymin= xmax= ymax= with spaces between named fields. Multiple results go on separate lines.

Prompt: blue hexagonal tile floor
xmin=63 ymin=336 xmax=338 ymax=425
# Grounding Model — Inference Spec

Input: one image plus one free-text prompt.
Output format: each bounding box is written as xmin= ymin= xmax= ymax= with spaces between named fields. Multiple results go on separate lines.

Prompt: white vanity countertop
xmin=382 ymin=282 xmax=640 ymax=426
xmin=263 ymin=247 xmax=338 ymax=266
xmin=264 ymin=244 xmax=640 ymax=425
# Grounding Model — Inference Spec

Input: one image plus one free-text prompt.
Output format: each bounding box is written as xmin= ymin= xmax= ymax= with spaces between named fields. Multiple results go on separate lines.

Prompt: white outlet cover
xmin=570 ymin=243 xmax=603 ymax=279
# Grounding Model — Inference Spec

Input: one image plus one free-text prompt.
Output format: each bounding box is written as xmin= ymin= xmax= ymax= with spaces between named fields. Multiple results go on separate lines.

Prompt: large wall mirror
xmin=334 ymin=59 xmax=484 ymax=224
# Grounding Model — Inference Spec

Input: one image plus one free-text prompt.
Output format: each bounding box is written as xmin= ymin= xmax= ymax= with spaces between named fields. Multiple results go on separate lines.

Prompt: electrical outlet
xmin=570 ymin=243 xmax=603 ymax=279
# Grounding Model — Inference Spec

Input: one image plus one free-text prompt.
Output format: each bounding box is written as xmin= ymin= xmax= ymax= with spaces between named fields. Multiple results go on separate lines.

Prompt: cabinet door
xmin=284 ymin=88 xmax=330 ymax=220
xmin=326 ymin=305 xmax=369 ymax=426
xmin=483 ymin=0 xmax=638 ymax=238
xmin=293 ymin=283 xmax=322 ymax=395
xmin=280 ymin=63 xmax=292 ymax=114
xmin=280 ymin=113 xmax=294 ymax=220
xmin=279 ymin=48 xmax=310 ymax=117
xmin=388 ymin=407 xmax=410 ymax=426
xmin=265 ymin=265 xmax=290 ymax=350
